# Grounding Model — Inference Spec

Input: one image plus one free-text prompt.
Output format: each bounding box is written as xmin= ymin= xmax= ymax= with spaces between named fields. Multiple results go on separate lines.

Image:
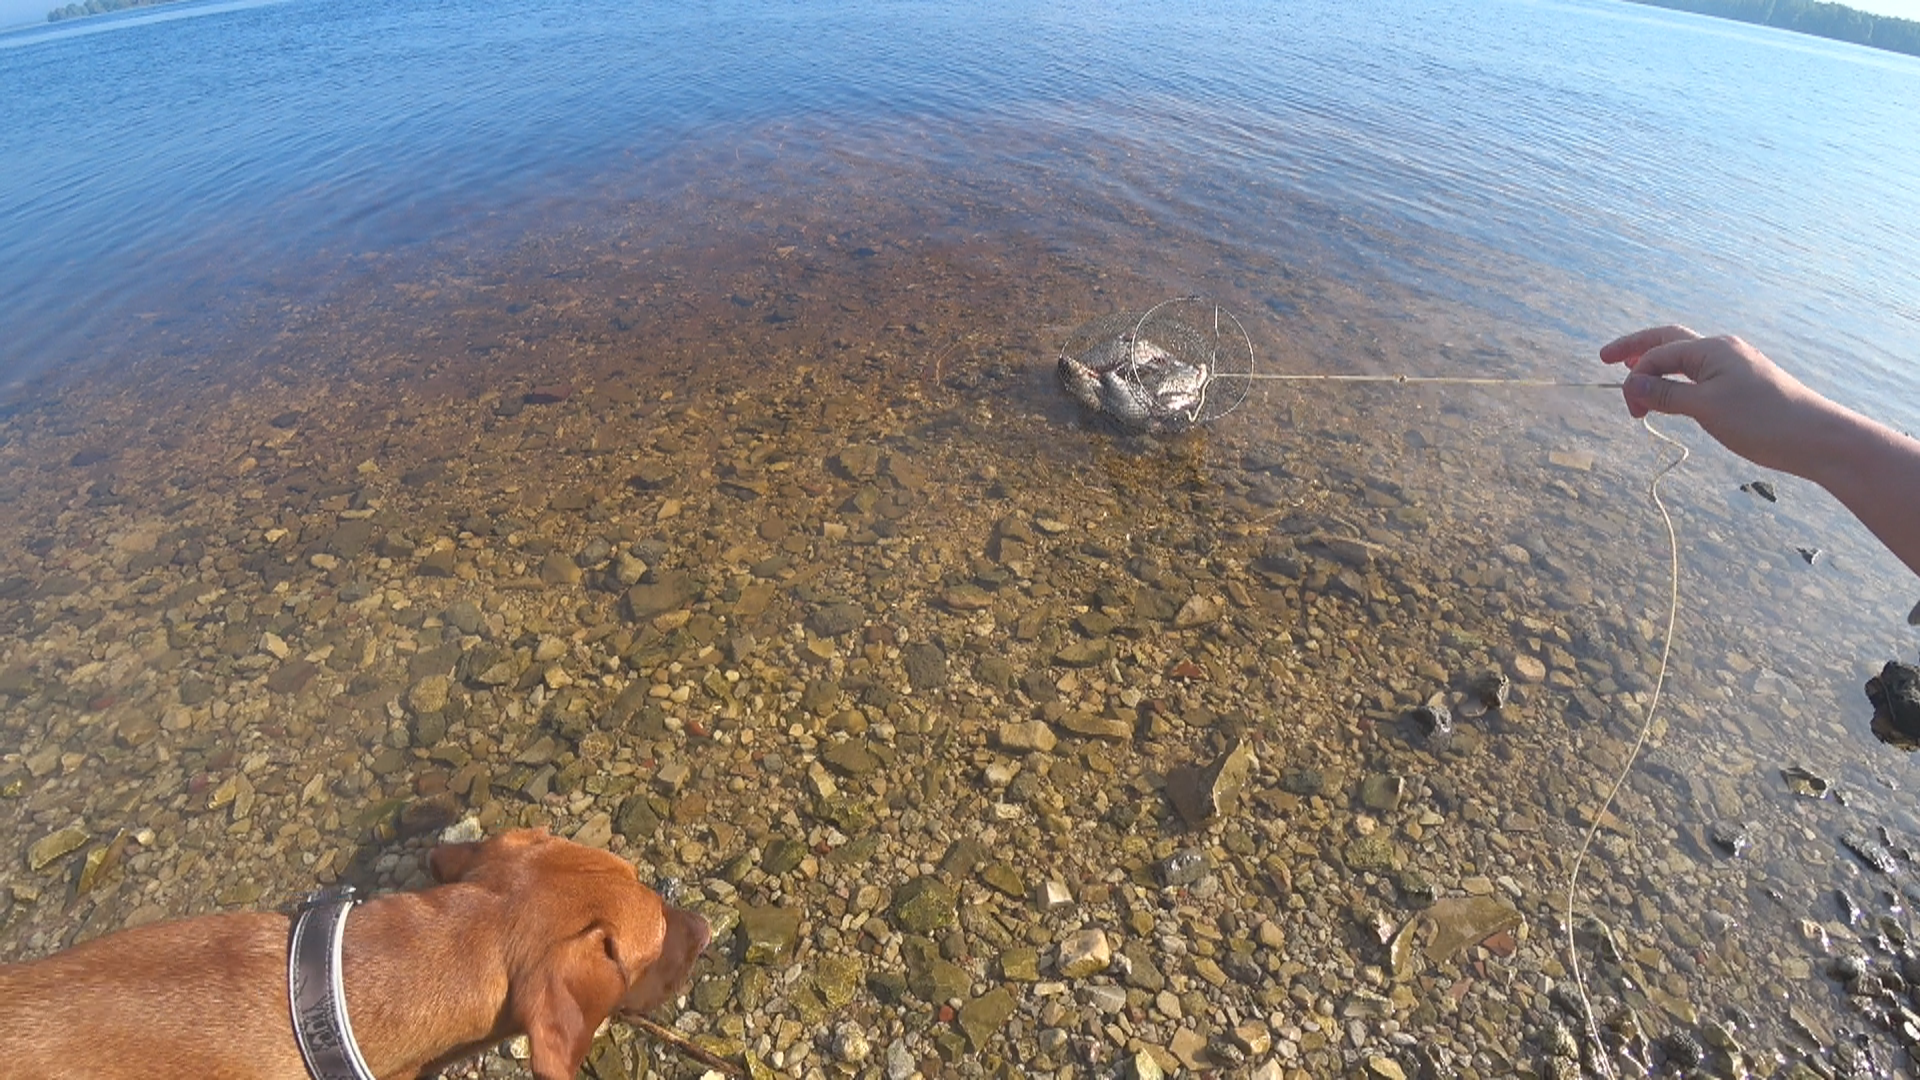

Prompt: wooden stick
xmin=627 ymin=1014 xmax=748 ymax=1078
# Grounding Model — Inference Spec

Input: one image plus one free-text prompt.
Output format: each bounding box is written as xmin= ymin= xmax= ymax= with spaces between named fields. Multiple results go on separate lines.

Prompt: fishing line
xmin=1237 ymin=372 xmax=1625 ymax=388
xmin=1561 ymin=416 xmax=1687 ymax=1078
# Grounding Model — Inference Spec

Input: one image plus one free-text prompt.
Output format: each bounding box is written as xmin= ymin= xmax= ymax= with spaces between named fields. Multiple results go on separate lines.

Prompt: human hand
xmin=1600 ymin=325 xmax=1838 ymax=477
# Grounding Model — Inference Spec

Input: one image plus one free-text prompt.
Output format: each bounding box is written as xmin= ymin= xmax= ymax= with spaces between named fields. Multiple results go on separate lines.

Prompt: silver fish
xmin=1154 ymin=361 xmax=1210 ymax=416
xmin=1088 ymin=334 xmax=1172 ymax=377
xmin=1057 ymin=354 xmax=1104 ymax=413
xmin=1099 ymin=368 xmax=1155 ymax=429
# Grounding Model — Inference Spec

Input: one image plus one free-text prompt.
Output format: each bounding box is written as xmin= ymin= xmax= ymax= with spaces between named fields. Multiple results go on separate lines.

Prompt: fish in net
xmin=1055 ymin=297 xmax=1254 ymax=432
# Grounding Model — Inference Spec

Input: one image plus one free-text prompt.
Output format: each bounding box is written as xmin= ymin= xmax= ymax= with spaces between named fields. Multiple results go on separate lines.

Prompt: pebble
xmin=1057 ymin=928 xmax=1111 ymax=977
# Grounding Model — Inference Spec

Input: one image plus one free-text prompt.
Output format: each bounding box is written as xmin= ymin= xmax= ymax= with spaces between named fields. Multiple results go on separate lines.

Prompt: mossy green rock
xmin=691 ymin=972 xmax=734 ymax=1013
xmin=891 ymin=875 xmax=957 ymax=935
xmin=812 ymin=793 xmax=872 ymax=833
xmin=615 ymin=794 xmax=660 ymax=844
xmin=737 ymin=904 xmax=801 ymax=964
xmin=1344 ymin=834 xmax=1400 ymax=873
xmin=812 ymin=954 xmax=864 ymax=1010
xmin=734 ymin=965 xmax=772 ymax=1011
xmin=981 ymin=862 xmax=1026 ymax=898
xmin=25 ymin=825 xmax=89 ymax=872
xmin=959 ymin=988 xmax=1018 ymax=1050
xmin=904 ymin=939 xmax=971 ymax=1003
xmin=998 ymin=946 xmax=1040 ymax=981
xmin=760 ymin=836 xmax=806 ymax=876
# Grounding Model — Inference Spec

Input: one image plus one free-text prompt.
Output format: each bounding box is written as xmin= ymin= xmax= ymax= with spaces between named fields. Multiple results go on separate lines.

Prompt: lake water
xmin=4 ymin=0 xmax=1920 ymax=1074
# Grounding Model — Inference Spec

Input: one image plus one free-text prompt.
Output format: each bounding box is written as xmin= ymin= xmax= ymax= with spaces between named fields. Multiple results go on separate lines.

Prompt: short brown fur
xmin=0 ymin=828 xmax=710 ymax=1080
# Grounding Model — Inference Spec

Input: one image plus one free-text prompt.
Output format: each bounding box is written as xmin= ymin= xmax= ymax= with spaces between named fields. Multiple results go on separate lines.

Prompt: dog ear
xmin=626 ymin=904 xmax=711 ymax=1014
xmin=515 ymin=922 xmax=631 ymax=1080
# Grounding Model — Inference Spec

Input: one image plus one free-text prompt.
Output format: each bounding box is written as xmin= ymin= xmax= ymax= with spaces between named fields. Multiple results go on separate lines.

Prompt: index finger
xmin=1629 ymin=337 xmax=1716 ymax=384
xmin=1599 ymin=324 xmax=1700 ymax=366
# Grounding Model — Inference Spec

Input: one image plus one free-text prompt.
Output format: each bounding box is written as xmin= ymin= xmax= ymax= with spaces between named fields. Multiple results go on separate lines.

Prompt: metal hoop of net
xmin=1055 ymin=296 xmax=1254 ymax=432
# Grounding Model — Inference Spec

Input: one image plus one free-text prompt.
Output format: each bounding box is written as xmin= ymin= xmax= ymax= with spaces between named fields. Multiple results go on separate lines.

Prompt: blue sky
xmin=1852 ymin=0 xmax=1920 ymax=18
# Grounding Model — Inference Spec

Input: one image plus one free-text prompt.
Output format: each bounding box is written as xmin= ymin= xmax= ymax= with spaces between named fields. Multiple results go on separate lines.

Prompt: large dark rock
xmin=624 ymin=571 xmax=698 ymax=619
xmin=1867 ymin=660 xmax=1920 ymax=747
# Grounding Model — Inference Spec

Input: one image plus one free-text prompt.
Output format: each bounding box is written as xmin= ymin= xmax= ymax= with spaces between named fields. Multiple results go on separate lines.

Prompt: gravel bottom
xmin=4 ymin=226 xmax=1920 ymax=1080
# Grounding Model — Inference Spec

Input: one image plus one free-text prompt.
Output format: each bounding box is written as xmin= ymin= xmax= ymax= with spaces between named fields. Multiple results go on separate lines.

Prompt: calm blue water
xmin=1 ymin=0 xmax=1918 ymax=424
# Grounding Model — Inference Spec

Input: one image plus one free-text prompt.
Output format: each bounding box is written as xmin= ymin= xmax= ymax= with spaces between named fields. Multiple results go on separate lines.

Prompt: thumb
xmin=1624 ymin=372 xmax=1699 ymax=418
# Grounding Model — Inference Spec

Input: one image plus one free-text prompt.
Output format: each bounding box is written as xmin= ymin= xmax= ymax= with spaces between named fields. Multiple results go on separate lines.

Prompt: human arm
xmin=1602 ymin=325 xmax=1920 ymax=578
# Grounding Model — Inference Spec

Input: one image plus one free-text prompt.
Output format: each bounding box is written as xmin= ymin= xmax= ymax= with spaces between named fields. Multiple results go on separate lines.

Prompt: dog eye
xmin=603 ymin=934 xmax=620 ymax=963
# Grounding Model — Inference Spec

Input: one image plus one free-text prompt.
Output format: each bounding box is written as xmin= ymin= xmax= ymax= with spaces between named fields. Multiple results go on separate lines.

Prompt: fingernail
xmin=1625 ymin=373 xmax=1653 ymax=399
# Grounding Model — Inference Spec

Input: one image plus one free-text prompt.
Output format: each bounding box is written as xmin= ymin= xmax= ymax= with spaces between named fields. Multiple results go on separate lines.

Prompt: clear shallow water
xmin=5 ymin=0 xmax=1920 ymax=1071
xmin=2 ymin=0 xmax=1918 ymax=411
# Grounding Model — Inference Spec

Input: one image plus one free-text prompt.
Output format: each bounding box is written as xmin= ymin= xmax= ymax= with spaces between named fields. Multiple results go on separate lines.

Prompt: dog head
xmin=428 ymin=828 xmax=711 ymax=1080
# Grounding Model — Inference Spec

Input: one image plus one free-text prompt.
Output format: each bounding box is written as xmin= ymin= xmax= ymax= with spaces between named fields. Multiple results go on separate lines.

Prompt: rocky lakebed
xmin=4 ymin=234 xmax=1920 ymax=1080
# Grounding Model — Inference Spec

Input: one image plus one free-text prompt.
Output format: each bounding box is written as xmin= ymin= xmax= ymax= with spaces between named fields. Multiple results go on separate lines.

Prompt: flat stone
xmin=615 ymin=795 xmax=660 ymax=844
xmin=1168 ymin=1027 xmax=1210 ymax=1071
xmin=997 ymin=720 xmax=1057 ymax=754
xmin=822 ymin=741 xmax=880 ymax=777
xmin=834 ymin=445 xmax=881 ymax=479
xmin=1057 ymin=711 xmax=1131 ymax=741
xmin=0 ymin=667 xmax=36 ymax=698
xmin=416 ymin=548 xmax=457 ymax=577
xmin=905 ymin=944 xmax=970 ymax=1004
xmin=998 ymin=946 xmax=1039 ymax=981
xmin=1343 ymin=834 xmax=1399 ymax=872
xmin=812 ymin=954 xmax=864 ymax=1011
xmin=942 ymin=584 xmax=994 ymax=611
xmin=891 ymin=875 xmax=957 ymax=935
xmin=1421 ymin=896 xmax=1523 ymax=964
xmin=760 ymin=837 xmax=806 ymax=876
xmin=407 ymin=674 xmax=451 ymax=715
xmin=1058 ymin=928 xmax=1111 ymax=977
xmin=1166 ymin=738 xmax=1256 ymax=827
xmin=625 ymin=572 xmax=698 ymax=619
xmin=1512 ymin=653 xmax=1547 ymax=682
xmin=808 ymin=602 xmax=865 ymax=637
xmin=1358 ymin=773 xmax=1405 ymax=813
xmin=1054 ymin=639 xmax=1112 ymax=667
xmin=26 ymin=824 xmax=89 ymax=872
xmin=902 ymin=642 xmax=947 ymax=690
xmin=539 ymin=551 xmax=582 ymax=586
xmin=1366 ymin=1056 xmax=1409 ymax=1080
xmin=1548 ymin=449 xmax=1595 ymax=472
xmin=980 ymin=862 xmax=1025 ymax=898
xmin=571 ymin=813 xmax=613 ymax=850
xmin=265 ymin=660 xmax=318 ymax=695
xmin=957 ymin=988 xmax=1016 ymax=1051
xmin=737 ymin=905 xmax=801 ymax=964
xmin=1172 ymin=595 xmax=1221 ymax=629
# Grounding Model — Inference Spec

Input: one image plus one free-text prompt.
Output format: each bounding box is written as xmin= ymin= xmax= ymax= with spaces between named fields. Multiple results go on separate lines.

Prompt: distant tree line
xmin=47 ymin=0 xmax=182 ymax=22
xmin=1626 ymin=0 xmax=1920 ymax=57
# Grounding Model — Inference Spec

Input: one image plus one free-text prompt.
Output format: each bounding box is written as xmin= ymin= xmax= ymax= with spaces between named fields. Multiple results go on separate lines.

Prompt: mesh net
xmin=1055 ymin=297 xmax=1254 ymax=432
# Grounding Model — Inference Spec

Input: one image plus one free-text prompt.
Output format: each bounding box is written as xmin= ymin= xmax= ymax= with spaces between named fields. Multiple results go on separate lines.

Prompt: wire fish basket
xmin=1055 ymin=297 xmax=1254 ymax=432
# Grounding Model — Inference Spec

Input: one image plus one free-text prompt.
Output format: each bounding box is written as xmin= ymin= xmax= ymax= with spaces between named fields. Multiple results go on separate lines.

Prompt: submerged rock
xmin=1410 ymin=703 xmax=1453 ymax=751
xmin=1780 ymin=765 xmax=1832 ymax=799
xmin=1866 ymin=661 xmax=1920 ymax=746
xmin=1166 ymin=738 xmax=1255 ymax=828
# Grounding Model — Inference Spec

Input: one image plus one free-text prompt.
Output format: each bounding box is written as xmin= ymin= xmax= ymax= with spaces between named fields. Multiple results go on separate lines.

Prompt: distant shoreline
xmin=46 ymin=0 xmax=183 ymax=22
xmin=1623 ymin=0 xmax=1920 ymax=58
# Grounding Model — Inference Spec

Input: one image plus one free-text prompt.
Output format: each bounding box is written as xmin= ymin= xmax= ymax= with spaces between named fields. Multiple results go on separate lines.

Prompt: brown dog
xmin=0 ymin=828 xmax=710 ymax=1080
